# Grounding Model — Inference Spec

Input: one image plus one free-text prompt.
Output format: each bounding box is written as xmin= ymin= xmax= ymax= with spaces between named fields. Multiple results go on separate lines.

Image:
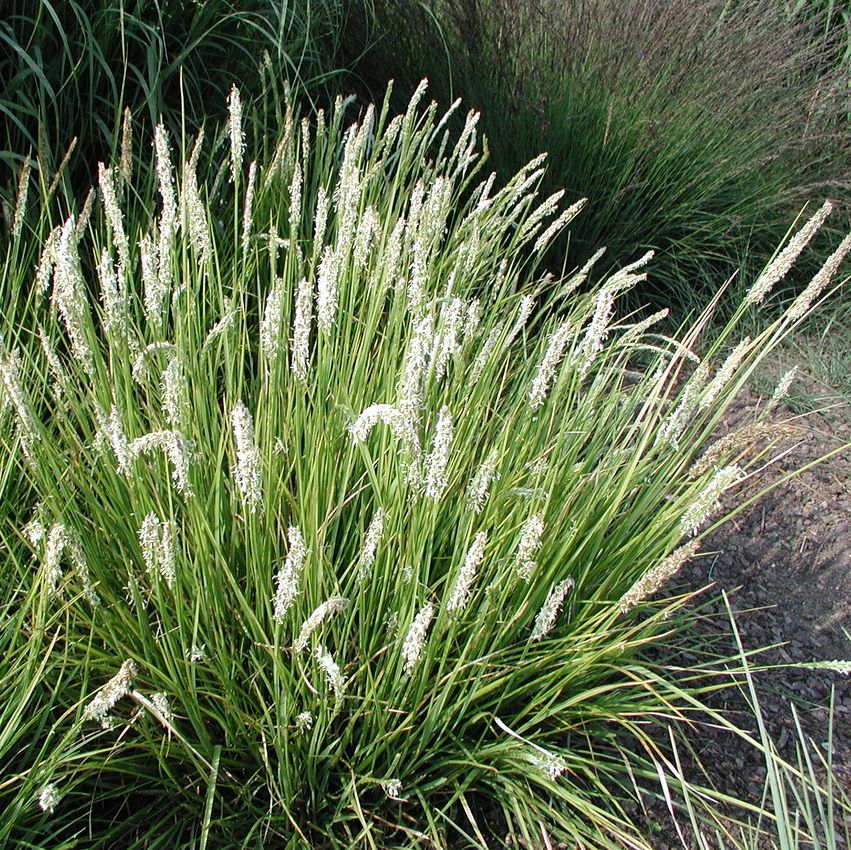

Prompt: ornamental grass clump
xmin=0 ymin=82 xmax=847 ymax=848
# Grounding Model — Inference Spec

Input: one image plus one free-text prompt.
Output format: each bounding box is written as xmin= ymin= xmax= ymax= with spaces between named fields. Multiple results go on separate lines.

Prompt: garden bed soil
xmin=644 ymin=381 xmax=851 ymax=848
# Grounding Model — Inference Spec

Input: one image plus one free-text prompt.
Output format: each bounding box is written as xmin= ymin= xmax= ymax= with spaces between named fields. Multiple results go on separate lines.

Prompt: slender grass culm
xmin=0 ymin=82 xmax=848 ymax=848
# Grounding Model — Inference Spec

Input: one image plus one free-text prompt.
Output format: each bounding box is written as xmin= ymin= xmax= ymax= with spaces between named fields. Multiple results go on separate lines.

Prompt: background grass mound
xmin=0 ymin=83 xmax=847 ymax=848
xmin=342 ymin=0 xmax=851 ymax=310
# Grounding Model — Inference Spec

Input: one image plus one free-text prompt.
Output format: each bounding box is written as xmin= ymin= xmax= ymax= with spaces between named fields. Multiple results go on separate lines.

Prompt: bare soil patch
xmin=646 ymin=381 xmax=851 ymax=846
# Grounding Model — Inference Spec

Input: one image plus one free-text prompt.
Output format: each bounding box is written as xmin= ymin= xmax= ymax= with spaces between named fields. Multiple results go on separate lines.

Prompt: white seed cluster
xmin=273 ymin=526 xmax=307 ymax=624
xmin=39 ymin=783 xmax=62 ymax=815
xmin=402 ymin=602 xmax=434 ymax=675
xmin=83 ymin=659 xmax=137 ymax=724
xmin=699 ymin=338 xmax=751 ymax=410
xmin=53 ymin=218 xmax=95 ymax=376
xmin=348 ymin=404 xmax=400 ymax=444
xmin=0 ymin=339 xmax=39 ymax=457
xmin=515 ymin=513 xmax=545 ymax=581
xmin=446 ymin=531 xmax=487 ymax=613
xmin=315 ymin=644 xmax=346 ymax=706
xmin=138 ymin=512 xmax=177 ymax=589
xmin=766 ymin=366 xmax=799 ymax=412
xmin=295 ymin=710 xmax=313 ymax=733
xmin=577 ymin=288 xmax=614 ymax=376
xmin=161 ymin=357 xmax=185 ymax=427
xmin=294 ymin=597 xmax=348 ymax=653
xmin=745 ymin=200 xmax=833 ymax=305
xmin=228 ymin=85 xmax=244 ymax=181
xmin=291 ymin=277 xmax=313 ymax=381
xmin=619 ymin=541 xmax=700 ymax=613
xmin=787 ymin=231 xmax=851 ymax=322
xmin=526 ymin=751 xmax=568 ymax=782
xmin=680 ymin=465 xmax=742 ymax=537
xmin=431 ymin=297 xmax=465 ymax=381
xmin=381 ymin=778 xmax=403 ymax=799
xmin=129 ymin=430 xmax=193 ymax=496
xmin=260 ymin=280 xmax=284 ymax=360
xmin=531 ymin=578 xmax=574 ymax=641
xmin=470 ymin=325 xmax=502 ymax=385
xmin=41 ymin=523 xmax=98 ymax=605
xmin=423 ymin=406 xmax=453 ymax=501
xmin=241 ymin=161 xmax=257 ymax=252
xmin=98 ymin=163 xmax=130 ymax=274
xmin=466 ymin=451 xmax=499 ymax=514
xmin=357 ymin=508 xmax=385 ymax=581
xmin=533 ymin=198 xmax=587 ymax=255
xmin=231 ymin=401 xmax=263 ymax=512
xmin=150 ymin=692 xmax=173 ymax=726
xmin=529 ymin=322 xmax=571 ymax=409
xmin=181 ymin=130 xmax=212 ymax=260
xmin=316 ymin=246 xmax=339 ymax=334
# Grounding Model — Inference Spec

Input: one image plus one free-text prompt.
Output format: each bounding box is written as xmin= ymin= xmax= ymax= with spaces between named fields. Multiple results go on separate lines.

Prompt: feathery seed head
xmin=315 ymin=644 xmax=346 ymax=705
xmin=12 ymin=156 xmax=31 ymax=241
xmin=531 ymin=578 xmax=574 ymax=640
xmin=0 ymin=340 xmax=39 ymax=456
xmin=39 ymin=783 xmax=62 ymax=814
xmin=83 ymin=659 xmax=137 ymax=724
xmin=295 ymin=597 xmax=348 ymax=653
xmin=129 ymin=430 xmax=193 ymax=496
xmin=139 ymin=512 xmax=177 ymax=589
xmin=446 ymin=531 xmax=487 ymax=612
xmin=357 ymin=508 xmax=385 ymax=580
xmin=317 ymin=246 xmax=339 ymax=334
xmin=620 ymin=541 xmax=700 ymax=613
xmin=348 ymin=404 xmax=400 ymax=444
xmin=291 ymin=277 xmax=313 ymax=380
xmin=700 ymin=338 xmax=751 ymax=410
xmin=506 ymin=296 xmax=536 ymax=348
xmin=746 ymin=201 xmax=833 ymax=305
xmin=53 ymin=217 xmax=95 ymax=376
xmin=470 ymin=325 xmax=502 ymax=385
xmin=529 ymin=322 xmax=572 ymax=408
xmin=295 ymin=711 xmax=313 ymax=733
xmin=260 ymin=280 xmax=285 ymax=361
xmin=289 ymin=163 xmax=302 ymax=235
xmin=241 ymin=161 xmax=257 ymax=253
xmin=119 ymin=107 xmax=133 ymax=186
xmin=533 ymin=198 xmax=587 ymax=255
xmin=424 ymin=406 xmax=453 ymax=501
xmin=787 ymin=231 xmax=851 ymax=322
xmin=767 ymin=366 xmax=799 ymax=412
xmin=230 ymin=401 xmax=263 ymax=512
xmin=382 ymin=779 xmax=403 ymax=799
xmin=273 ymin=526 xmax=307 ymax=623
xmin=516 ymin=513 xmax=545 ymax=581
xmin=467 ymin=450 xmax=499 ymax=514
xmin=402 ymin=602 xmax=434 ymax=675
xmin=161 ymin=357 xmax=185 ymax=427
xmin=94 ymin=403 xmax=130 ymax=473
xmin=313 ymin=186 xmax=329 ymax=249
xmin=577 ymin=288 xmax=615 ymax=376
xmin=526 ymin=751 xmax=568 ymax=782
xmin=228 ymin=85 xmax=244 ymax=181
xmin=680 ymin=466 xmax=742 ymax=537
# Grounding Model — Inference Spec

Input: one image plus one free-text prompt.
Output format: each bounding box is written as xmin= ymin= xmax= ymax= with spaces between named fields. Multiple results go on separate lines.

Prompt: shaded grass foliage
xmin=342 ymin=0 xmax=851 ymax=309
xmin=0 ymin=0 xmax=345 ymax=206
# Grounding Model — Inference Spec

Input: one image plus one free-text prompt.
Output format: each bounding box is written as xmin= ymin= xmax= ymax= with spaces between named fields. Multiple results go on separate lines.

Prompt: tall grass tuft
xmin=0 ymin=82 xmax=847 ymax=847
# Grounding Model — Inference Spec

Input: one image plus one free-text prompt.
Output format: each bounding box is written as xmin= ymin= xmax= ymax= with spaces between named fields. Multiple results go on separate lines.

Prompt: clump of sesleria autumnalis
xmin=1 ymin=81 xmax=847 ymax=848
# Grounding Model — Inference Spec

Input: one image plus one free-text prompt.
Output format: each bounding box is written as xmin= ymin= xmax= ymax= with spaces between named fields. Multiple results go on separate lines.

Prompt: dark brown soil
xmin=645 ymin=382 xmax=851 ymax=847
